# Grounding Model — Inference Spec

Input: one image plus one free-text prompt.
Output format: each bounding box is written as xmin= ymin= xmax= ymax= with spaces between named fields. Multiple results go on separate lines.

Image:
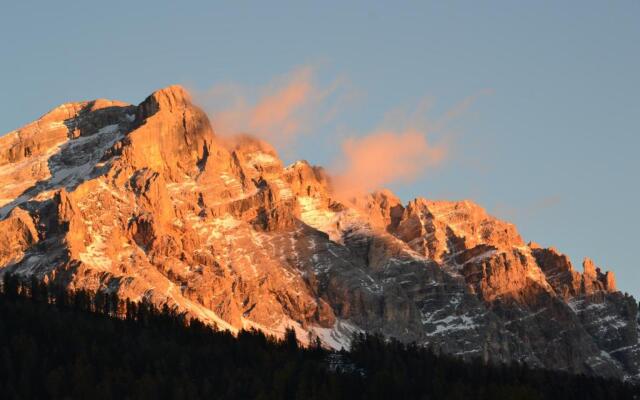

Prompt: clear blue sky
xmin=1 ymin=1 xmax=639 ymax=297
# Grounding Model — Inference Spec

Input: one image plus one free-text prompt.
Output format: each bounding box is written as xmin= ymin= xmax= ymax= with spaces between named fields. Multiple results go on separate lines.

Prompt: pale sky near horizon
xmin=1 ymin=2 xmax=639 ymax=298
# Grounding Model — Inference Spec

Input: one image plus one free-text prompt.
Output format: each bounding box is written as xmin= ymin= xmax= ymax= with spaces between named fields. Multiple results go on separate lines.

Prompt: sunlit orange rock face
xmin=1 ymin=85 xmax=638 ymax=381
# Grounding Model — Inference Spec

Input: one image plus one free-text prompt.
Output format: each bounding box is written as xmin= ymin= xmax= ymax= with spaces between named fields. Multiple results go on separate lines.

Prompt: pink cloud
xmin=329 ymin=90 xmax=494 ymax=199
xmin=332 ymin=129 xmax=446 ymax=199
xmin=196 ymin=65 xmax=352 ymax=149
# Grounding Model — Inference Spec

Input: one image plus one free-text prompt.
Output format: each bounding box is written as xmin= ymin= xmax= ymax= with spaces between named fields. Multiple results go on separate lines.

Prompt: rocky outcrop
xmin=0 ymin=208 xmax=38 ymax=265
xmin=392 ymin=199 xmax=524 ymax=261
xmin=120 ymin=85 xmax=213 ymax=180
xmin=0 ymin=85 xmax=637 ymax=382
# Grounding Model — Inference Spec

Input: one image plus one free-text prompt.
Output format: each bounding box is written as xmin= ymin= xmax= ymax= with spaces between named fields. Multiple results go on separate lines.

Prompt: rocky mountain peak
xmin=0 ymin=85 xmax=638 ymax=382
xmin=137 ymin=84 xmax=194 ymax=120
xmin=584 ymin=257 xmax=598 ymax=277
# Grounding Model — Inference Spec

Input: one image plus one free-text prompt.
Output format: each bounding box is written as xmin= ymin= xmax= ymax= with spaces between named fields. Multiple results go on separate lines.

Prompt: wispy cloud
xmin=195 ymin=65 xmax=356 ymax=149
xmin=330 ymin=91 xmax=490 ymax=199
xmin=332 ymin=129 xmax=446 ymax=199
xmin=431 ymin=89 xmax=494 ymax=133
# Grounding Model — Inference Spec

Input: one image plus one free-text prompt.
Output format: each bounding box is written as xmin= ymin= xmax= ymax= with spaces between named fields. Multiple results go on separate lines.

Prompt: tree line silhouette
xmin=0 ymin=274 xmax=637 ymax=399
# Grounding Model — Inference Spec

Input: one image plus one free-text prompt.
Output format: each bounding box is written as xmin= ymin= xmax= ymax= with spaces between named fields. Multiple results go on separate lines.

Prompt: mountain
xmin=1 ymin=85 xmax=638 ymax=381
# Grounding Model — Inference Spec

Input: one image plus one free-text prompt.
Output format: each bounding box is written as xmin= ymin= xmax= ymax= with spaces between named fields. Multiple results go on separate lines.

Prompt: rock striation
xmin=1 ymin=85 xmax=638 ymax=381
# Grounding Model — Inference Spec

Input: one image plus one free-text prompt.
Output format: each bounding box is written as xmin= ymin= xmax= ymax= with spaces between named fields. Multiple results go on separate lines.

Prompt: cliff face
xmin=1 ymin=85 xmax=638 ymax=381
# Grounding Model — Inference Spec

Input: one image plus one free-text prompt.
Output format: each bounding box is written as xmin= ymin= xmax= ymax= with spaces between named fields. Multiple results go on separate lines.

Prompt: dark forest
xmin=0 ymin=275 xmax=636 ymax=400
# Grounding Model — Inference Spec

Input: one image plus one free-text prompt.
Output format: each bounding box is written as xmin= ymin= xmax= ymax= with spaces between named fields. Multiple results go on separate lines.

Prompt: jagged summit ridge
xmin=0 ymin=85 xmax=638 ymax=381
